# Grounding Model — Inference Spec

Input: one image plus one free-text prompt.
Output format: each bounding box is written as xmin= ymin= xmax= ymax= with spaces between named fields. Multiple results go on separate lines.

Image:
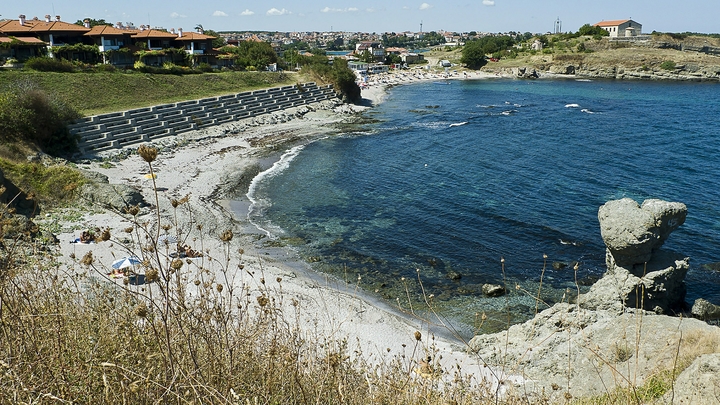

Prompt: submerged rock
xmin=482 ymin=283 xmax=506 ymax=297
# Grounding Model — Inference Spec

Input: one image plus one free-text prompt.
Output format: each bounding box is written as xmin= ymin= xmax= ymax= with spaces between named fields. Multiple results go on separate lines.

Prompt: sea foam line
xmin=246 ymin=144 xmax=306 ymax=238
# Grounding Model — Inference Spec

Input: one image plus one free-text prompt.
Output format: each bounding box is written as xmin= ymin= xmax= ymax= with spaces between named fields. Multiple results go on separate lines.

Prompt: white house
xmin=593 ymin=19 xmax=642 ymax=38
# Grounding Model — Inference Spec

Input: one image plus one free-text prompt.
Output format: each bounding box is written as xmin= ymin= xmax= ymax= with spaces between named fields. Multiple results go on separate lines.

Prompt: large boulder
xmin=580 ymin=250 xmax=689 ymax=313
xmin=79 ymin=171 xmax=146 ymax=211
xmin=598 ymin=198 xmax=686 ymax=267
xmin=664 ymin=353 xmax=720 ymax=405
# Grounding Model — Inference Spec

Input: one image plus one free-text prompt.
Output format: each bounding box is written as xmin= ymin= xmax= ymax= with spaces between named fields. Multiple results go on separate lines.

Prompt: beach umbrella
xmin=158 ymin=234 xmax=178 ymax=245
xmin=111 ymin=256 xmax=141 ymax=270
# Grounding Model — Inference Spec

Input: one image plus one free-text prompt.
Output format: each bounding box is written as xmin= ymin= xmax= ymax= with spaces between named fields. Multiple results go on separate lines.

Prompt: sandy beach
xmin=44 ymin=73 xmax=518 ymax=393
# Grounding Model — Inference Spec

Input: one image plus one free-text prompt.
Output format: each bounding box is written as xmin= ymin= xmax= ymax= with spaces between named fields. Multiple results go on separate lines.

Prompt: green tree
xmin=221 ymin=41 xmax=277 ymax=70
xmin=578 ymin=24 xmax=609 ymax=37
xmin=460 ymin=40 xmax=487 ymax=69
xmin=74 ymin=18 xmax=112 ymax=27
xmin=329 ymin=58 xmax=361 ymax=102
xmin=358 ymin=50 xmax=375 ymax=63
xmin=203 ymin=29 xmax=226 ymax=48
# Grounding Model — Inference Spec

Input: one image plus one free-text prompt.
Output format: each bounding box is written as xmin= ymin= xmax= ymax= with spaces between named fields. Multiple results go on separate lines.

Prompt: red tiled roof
xmin=0 ymin=36 xmax=47 ymax=44
xmin=594 ymin=20 xmax=632 ymax=27
xmin=131 ymin=29 xmax=177 ymax=39
xmin=176 ymin=32 xmax=216 ymax=41
xmin=0 ymin=19 xmax=90 ymax=34
xmin=84 ymin=25 xmax=132 ymax=36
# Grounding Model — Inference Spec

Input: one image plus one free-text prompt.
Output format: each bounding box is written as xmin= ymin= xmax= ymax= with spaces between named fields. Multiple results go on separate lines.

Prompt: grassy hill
xmin=0 ymin=70 xmax=299 ymax=116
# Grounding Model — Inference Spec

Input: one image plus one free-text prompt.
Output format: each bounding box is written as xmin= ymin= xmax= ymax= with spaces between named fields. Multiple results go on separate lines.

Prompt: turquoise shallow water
xmin=243 ymin=78 xmax=720 ymax=335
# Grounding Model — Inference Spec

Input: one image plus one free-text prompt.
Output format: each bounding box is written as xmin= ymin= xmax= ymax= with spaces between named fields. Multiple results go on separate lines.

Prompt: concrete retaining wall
xmin=70 ymin=82 xmax=336 ymax=154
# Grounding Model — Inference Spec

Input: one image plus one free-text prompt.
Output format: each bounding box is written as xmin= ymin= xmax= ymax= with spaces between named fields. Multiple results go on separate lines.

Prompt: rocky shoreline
xmin=33 ymin=77 xmax=720 ymax=402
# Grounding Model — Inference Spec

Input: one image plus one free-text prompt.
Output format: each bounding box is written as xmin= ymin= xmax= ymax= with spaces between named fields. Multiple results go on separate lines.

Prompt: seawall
xmin=69 ymin=82 xmax=336 ymax=154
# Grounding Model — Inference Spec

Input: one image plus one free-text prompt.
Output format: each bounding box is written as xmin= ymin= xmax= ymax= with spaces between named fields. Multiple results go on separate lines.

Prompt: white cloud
xmin=483 ymin=0 xmax=495 ymax=5
xmin=267 ymin=8 xmax=291 ymax=16
xmin=170 ymin=12 xmax=187 ymax=19
xmin=212 ymin=10 xmax=229 ymax=17
xmin=420 ymin=2 xmax=432 ymax=10
xmin=240 ymin=9 xmax=255 ymax=16
xmin=321 ymin=7 xmax=361 ymax=13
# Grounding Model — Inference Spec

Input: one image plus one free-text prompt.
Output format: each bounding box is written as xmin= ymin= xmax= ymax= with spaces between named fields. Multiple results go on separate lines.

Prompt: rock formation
xmin=79 ymin=170 xmax=146 ymax=211
xmin=581 ymin=198 xmax=688 ymax=313
xmin=466 ymin=198 xmax=720 ymax=401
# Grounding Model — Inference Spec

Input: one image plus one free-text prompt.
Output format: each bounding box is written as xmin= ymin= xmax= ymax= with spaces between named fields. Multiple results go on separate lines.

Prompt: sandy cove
xmin=48 ymin=75 xmax=515 ymax=393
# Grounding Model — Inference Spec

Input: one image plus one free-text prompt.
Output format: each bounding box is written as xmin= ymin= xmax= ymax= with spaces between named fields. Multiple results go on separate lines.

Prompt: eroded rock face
xmin=580 ymin=250 xmax=689 ymax=313
xmin=598 ymin=198 xmax=686 ymax=267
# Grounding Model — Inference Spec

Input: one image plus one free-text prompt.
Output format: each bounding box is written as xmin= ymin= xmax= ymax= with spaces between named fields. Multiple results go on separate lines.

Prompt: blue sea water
xmin=244 ymin=78 xmax=720 ymax=335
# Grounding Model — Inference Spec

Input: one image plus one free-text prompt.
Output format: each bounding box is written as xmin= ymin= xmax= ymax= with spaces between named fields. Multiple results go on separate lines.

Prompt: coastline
xmin=44 ymin=75 xmax=720 ymax=400
xmin=50 ymin=78 xmax=510 ymax=391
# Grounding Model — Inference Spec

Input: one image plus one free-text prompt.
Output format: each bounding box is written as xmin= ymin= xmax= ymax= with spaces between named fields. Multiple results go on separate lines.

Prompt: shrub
xmin=198 ymin=62 xmax=214 ymax=73
xmin=94 ymin=63 xmax=116 ymax=73
xmin=660 ymin=60 xmax=677 ymax=71
xmin=24 ymin=57 xmax=75 ymax=73
xmin=0 ymin=80 xmax=81 ymax=156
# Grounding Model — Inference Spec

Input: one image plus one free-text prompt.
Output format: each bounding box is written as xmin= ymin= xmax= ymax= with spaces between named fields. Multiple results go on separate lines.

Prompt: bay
xmin=244 ymin=78 xmax=720 ymax=337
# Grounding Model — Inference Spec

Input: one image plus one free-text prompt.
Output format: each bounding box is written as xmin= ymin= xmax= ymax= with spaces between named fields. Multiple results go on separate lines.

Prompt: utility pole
xmin=420 ymin=20 xmax=423 ymax=34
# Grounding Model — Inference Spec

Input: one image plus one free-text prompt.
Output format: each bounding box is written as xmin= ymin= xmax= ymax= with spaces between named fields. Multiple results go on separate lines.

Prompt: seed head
xmin=124 ymin=226 xmax=134 ymax=233
xmin=137 ymin=145 xmax=158 ymax=163
xmin=134 ymin=302 xmax=148 ymax=318
xmin=216 ymin=284 xmax=223 ymax=293
xmin=125 ymin=205 xmax=140 ymax=216
xmin=145 ymin=268 xmax=159 ymax=283
xmin=98 ymin=228 xmax=111 ymax=241
xmin=219 ymin=229 xmax=233 ymax=242
xmin=414 ymin=330 xmax=422 ymax=341
xmin=257 ymin=295 xmax=269 ymax=307
xmin=171 ymin=258 xmax=183 ymax=270
xmin=80 ymin=252 xmax=94 ymax=266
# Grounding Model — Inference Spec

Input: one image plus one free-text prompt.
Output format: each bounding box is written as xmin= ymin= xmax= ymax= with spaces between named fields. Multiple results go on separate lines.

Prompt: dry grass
xmin=1 ymin=146 xmax=718 ymax=404
xmin=0 ymin=146 xmax=518 ymax=404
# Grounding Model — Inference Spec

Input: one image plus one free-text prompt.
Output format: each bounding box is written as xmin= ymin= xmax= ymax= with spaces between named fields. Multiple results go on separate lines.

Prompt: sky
xmin=3 ymin=1 xmax=718 ymax=34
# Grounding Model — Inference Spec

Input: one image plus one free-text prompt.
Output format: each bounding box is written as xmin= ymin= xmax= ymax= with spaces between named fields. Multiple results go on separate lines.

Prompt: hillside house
xmin=593 ymin=19 xmax=642 ymax=38
xmin=355 ymin=41 xmax=385 ymax=62
xmin=1 ymin=13 xmax=225 ymax=67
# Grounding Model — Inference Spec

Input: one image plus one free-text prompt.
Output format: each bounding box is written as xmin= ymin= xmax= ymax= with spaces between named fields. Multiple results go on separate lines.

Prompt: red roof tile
xmin=594 ymin=20 xmax=632 ymax=27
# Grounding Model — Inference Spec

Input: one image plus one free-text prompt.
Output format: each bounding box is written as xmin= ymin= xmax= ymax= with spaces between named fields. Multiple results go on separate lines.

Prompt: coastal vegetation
xmin=0 ymin=25 xmax=719 ymax=403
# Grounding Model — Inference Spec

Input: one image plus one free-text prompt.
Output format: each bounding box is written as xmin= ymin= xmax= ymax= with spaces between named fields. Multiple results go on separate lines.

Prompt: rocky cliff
xmin=485 ymin=35 xmax=720 ymax=82
xmin=467 ymin=198 xmax=720 ymax=403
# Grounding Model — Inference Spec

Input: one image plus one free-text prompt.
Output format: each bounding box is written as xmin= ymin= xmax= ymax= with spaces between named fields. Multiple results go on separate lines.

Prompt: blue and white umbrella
xmin=111 ymin=256 xmax=141 ymax=270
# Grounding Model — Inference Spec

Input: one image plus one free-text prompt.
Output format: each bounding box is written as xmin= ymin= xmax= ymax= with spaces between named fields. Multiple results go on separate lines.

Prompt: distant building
xmin=593 ymin=19 xmax=642 ymax=38
xmin=355 ymin=41 xmax=385 ymax=62
xmin=531 ymin=39 xmax=543 ymax=51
